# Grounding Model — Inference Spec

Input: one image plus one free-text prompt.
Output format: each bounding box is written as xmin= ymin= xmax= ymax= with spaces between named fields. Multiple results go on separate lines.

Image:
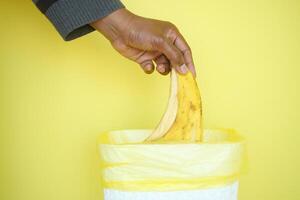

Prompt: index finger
xmin=171 ymin=31 xmax=196 ymax=77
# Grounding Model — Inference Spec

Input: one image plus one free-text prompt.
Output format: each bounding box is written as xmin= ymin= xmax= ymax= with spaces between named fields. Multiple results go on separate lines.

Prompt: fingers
xmin=154 ymin=54 xmax=170 ymax=75
xmin=111 ymin=21 xmax=195 ymax=76
xmin=174 ymin=34 xmax=196 ymax=77
xmin=136 ymin=51 xmax=159 ymax=74
xmin=111 ymin=39 xmax=159 ymax=74
xmin=140 ymin=60 xmax=155 ymax=74
xmin=155 ymin=39 xmax=188 ymax=74
xmin=166 ymin=28 xmax=196 ymax=77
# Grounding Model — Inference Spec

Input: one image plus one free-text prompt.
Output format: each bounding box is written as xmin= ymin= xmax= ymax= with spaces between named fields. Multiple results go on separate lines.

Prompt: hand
xmin=90 ymin=8 xmax=195 ymax=76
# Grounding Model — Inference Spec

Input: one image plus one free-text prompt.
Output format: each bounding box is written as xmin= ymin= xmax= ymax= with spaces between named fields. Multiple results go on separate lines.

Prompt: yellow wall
xmin=1 ymin=0 xmax=299 ymax=199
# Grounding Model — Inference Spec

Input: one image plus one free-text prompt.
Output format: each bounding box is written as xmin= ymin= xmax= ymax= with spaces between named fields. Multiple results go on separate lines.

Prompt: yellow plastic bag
xmin=98 ymin=129 xmax=246 ymax=192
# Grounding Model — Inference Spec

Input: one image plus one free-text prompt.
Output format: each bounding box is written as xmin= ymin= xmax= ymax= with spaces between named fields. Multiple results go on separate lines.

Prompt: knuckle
xmin=176 ymin=55 xmax=185 ymax=64
xmin=171 ymin=55 xmax=183 ymax=65
xmin=185 ymin=45 xmax=192 ymax=52
xmin=184 ymin=47 xmax=192 ymax=55
xmin=164 ymin=25 xmax=178 ymax=40
xmin=173 ymin=50 xmax=182 ymax=59
xmin=153 ymin=36 xmax=166 ymax=48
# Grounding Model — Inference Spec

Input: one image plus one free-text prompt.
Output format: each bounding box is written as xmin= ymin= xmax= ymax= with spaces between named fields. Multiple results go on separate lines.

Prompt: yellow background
xmin=0 ymin=0 xmax=299 ymax=199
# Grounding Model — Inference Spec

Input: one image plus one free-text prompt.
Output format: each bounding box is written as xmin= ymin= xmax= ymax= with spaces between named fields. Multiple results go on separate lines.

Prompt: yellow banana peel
xmin=146 ymin=66 xmax=203 ymax=142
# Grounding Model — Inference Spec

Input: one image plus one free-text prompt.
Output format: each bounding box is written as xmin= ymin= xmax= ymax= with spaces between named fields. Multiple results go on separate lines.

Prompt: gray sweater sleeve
xmin=33 ymin=0 xmax=125 ymax=41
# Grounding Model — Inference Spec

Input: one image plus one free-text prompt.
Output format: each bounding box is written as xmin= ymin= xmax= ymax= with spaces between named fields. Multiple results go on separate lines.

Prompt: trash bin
xmin=98 ymin=129 xmax=245 ymax=200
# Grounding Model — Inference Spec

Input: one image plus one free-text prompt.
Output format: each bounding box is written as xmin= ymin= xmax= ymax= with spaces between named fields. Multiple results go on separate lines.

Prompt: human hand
xmin=90 ymin=8 xmax=195 ymax=76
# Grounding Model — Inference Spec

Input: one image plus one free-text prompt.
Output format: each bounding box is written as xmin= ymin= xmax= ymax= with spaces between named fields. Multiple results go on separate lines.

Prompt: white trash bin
xmin=98 ymin=129 xmax=245 ymax=200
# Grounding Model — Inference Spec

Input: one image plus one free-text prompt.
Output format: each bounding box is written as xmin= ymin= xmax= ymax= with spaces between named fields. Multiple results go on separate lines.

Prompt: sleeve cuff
xmin=43 ymin=0 xmax=125 ymax=41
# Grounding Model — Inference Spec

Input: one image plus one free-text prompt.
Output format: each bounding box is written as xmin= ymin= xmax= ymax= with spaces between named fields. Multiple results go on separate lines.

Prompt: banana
xmin=146 ymin=66 xmax=203 ymax=142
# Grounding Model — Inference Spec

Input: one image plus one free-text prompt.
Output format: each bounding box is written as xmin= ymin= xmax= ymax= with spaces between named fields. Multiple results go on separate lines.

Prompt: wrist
xmin=90 ymin=8 xmax=135 ymax=42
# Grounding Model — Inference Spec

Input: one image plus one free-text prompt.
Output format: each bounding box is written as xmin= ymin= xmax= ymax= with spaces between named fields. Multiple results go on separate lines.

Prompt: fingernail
xmin=179 ymin=64 xmax=188 ymax=74
xmin=157 ymin=65 xmax=165 ymax=73
xmin=144 ymin=64 xmax=153 ymax=73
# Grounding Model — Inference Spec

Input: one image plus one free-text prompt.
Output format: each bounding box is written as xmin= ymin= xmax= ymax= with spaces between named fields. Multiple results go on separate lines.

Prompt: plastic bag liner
xmin=98 ymin=129 xmax=246 ymax=200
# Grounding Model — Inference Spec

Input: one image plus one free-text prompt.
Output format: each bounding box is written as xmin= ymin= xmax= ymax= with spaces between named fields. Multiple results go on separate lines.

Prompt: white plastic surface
xmin=104 ymin=182 xmax=239 ymax=200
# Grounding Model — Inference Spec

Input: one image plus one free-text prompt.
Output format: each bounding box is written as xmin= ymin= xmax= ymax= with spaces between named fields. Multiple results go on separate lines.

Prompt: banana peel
xmin=146 ymin=67 xmax=203 ymax=142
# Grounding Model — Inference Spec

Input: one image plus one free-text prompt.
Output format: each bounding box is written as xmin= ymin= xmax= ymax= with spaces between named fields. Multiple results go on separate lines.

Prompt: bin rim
xmin=98 ymin=128 xmax=247 ymax=191
xmin=97 ymin=128 xmax=245 ymax=146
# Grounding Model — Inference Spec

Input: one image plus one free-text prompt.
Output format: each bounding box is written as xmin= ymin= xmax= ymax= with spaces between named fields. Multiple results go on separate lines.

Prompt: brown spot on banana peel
xmin=190 ymin=102 xmax=196 ymax=111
